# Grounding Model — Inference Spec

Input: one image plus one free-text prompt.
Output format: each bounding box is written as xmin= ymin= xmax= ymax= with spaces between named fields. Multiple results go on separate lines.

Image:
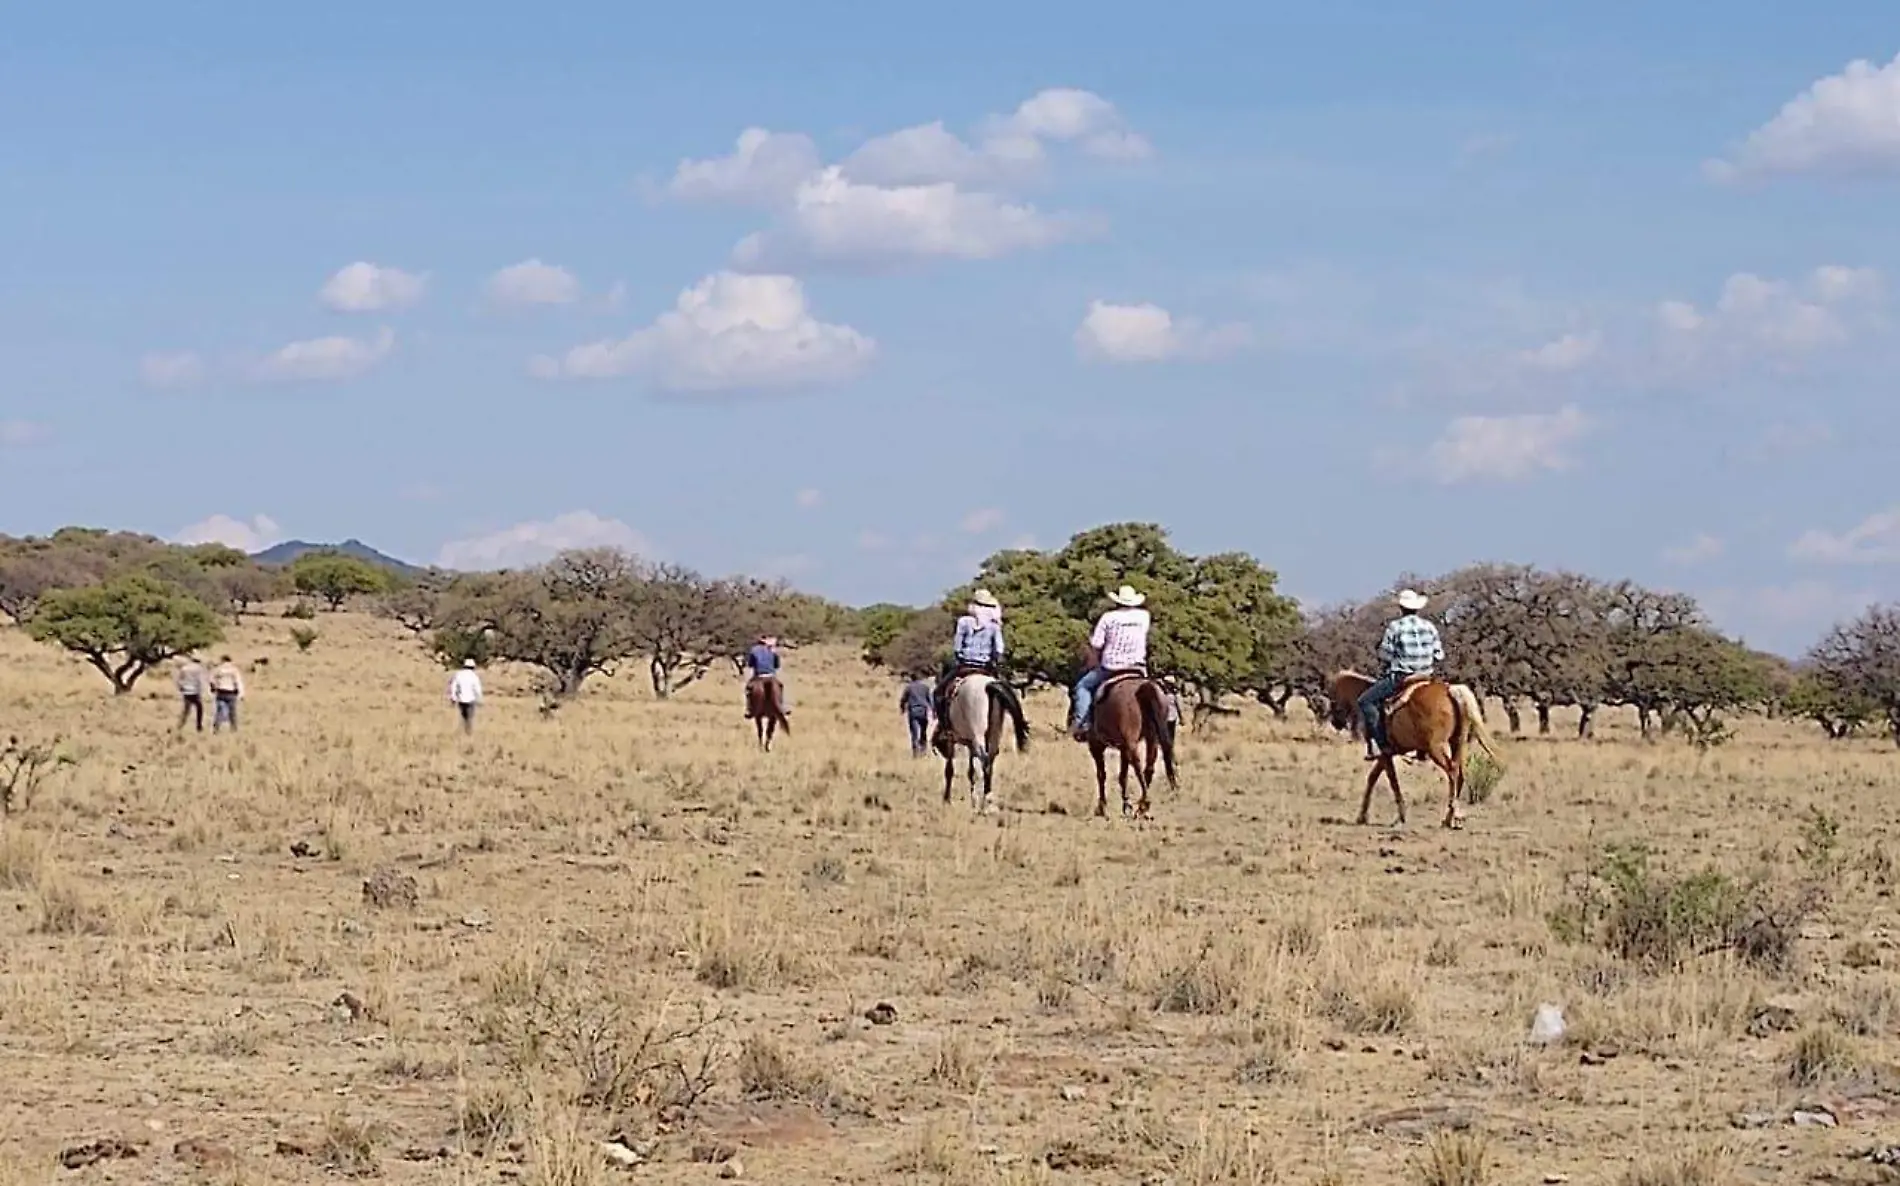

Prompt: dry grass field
xmin=5 ymin=609 xmax=1900 ymax=1185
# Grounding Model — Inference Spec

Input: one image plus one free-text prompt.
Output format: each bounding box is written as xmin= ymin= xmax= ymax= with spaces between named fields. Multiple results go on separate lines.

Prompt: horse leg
xmin=1356 ymin=762 xmax=1379 ymax=826
xmin=1134 ymin=740 xmax=1155 ymax=819
xmin=1433 ymin=743 xmax=1464 ymax=829
xmin=1386 ymin=759 xmax=1407 ymax=825
xmin=1118 ymin=748 xmax=1134 ymax=818
xmin=942 ymin=746 xmax=955 ymax=804
xmin=1091 ymin=741 xmax=1109 ymax=818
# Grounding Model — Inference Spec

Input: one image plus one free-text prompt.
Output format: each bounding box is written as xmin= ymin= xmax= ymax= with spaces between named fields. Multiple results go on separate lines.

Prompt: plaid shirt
xmin=1379 ymin=614 xmax=1444 ymax=675
xmin=1091 ymin=607 xmax=1151 ymax=670
xmin=953 ymin=615 xmax=1004 ymax=665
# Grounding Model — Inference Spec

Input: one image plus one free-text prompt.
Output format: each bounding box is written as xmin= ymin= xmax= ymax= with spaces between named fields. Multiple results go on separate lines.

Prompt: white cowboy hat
xmin=1107 ymin=584 xmax=1146 ymax=607
xmin=1396 ymin=588 xmax=1429 ymax=612
xmin=463 ymin=658 xmax=477 ymax=669
xmin=970 ymin=588 xmax=1000 ymax=608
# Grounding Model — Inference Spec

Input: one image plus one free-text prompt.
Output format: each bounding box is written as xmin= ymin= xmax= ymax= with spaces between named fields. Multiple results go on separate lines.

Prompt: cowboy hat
xmin=1396 ymin=588 xmax=1428 ymax=612
xmin=463 ymin=658 xmax=477 ymax=669
xmin=970 ymin=588 xmax=1000 ymax=608
xmin=1107 ymin=584 xmax=1146 ymax=607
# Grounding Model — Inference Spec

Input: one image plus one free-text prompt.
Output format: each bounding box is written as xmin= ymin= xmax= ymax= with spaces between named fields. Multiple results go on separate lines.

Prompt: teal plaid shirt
xmin=1379 ymin=614 xmax=1444 ymax=675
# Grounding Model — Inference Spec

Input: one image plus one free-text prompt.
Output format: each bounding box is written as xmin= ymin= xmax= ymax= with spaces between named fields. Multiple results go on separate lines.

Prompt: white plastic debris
xmin=1529 ymin=1002 xmax=1568 ymax=1046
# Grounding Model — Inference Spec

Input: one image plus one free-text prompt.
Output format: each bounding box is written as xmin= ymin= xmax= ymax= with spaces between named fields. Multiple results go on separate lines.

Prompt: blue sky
xmin=3 ymin=1 xmax=1898 ymax=655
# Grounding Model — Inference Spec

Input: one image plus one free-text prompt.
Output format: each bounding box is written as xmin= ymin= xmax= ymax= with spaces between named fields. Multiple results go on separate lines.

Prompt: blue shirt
xmin=901 ymin=678 xmax=933 ymax=716
xmin=745 ymin=643 xmax=780 ymax=676
xmin=1379 ymin=614 xmax=1445 ymax=675
xmin=952 ymin=615 xmax=1005 ymax=665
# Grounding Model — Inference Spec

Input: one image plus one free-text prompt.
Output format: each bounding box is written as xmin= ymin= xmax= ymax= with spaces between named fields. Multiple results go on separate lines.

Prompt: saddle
xmin=1097 ymin=667 xmax=1150 ymax=699
xmin=1382 ymin=673 xmax=1439 ymax=718
xmin=943 ymin=663 xmax=994 ymax=705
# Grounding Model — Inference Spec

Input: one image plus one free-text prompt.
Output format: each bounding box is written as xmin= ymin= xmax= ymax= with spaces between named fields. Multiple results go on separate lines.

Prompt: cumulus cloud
xmin=140 ymin=351 xmax=207 ymax=390
xmin=1513 ymin=331 xmax=1601 ymax=373
xmin=173 ymin=513 xmax=282 ymax=553
xmin=732 ymin=167 xmax=1088 ymax=270
xmin=435 ymin=510 xmax=651 ymax=571
xmin=1663 ymin=533 xmax=1724 ymax=566
xmin=1425 ymin=405 xmax=1589 ymax=484
xmin=841 ymin=88 xmax=1149 ymax=188
xmin=319 ymin=262 xmax=427 ymax=313
xmin=1654 ymin=265 xmax=1884 ymax=375
xmin=1710 ymin=52 xmax=1900 ymax=180
xmin=666 ymin=128 xmax=823 ymax=206
xmin=1073 ymin=299 xmax=1252 ymax=364
xmin=0 ymin=420 xmax=48 ymax=447
xmin=531 ymin=272 xmax=874 ymax=393
xmin=252 ymin=327 xmax=396 ymax=384
xmin=486 ymin=259 xmax=581 ymax=307
xmin=1790 ymin=506 xmax=1900 ymax=564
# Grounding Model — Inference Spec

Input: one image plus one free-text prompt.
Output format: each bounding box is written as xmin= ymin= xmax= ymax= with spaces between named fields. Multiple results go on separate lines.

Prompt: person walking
xmin=209 ymin=655 xmax=244 ymax=733
xmin=175 ymin=655 xmax=207 ymax=732
xmin=447 ymin=659 xmax=483 ymax=733
xmin=900 ymin=674 xmax=934 ymax=757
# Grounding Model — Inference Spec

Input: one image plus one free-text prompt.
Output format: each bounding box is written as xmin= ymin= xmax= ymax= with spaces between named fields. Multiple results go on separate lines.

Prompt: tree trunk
xmin=1503 ymin=702 xmax=1523 ymax=734
xmin=1535 ymin=703 xmax=1552 ymax=735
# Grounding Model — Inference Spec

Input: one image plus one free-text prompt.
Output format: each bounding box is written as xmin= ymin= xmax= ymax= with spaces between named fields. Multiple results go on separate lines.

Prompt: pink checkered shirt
xmin=1090 ymin=607 xmax=1151 ymax=670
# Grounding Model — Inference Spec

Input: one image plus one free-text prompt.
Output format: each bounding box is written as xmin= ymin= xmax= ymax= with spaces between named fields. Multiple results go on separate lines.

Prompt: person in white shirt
xmin=447 ymin=659 xmax=483 ymax=733
xmin=1069 ymin=585 xmax=1152 ymax=740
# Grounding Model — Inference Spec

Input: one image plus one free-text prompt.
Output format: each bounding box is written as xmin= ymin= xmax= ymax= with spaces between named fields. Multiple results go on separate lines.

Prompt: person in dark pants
xmin=210 ymin=655 xmax=244 ymax=733
xmin=175 ymin=656 xmax=207 ymax=732
xmin=900 ymin=675 xmax=934 ymax=757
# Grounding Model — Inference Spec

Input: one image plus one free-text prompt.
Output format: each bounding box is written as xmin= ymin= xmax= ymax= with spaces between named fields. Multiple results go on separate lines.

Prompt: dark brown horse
xmin=1083 ymin=671 xmax=1179 ymax=819
xmin=1328 ymin=669 xmax=1480 ymax=828
xmin=744 ymin=675 xmax=790 ymax=751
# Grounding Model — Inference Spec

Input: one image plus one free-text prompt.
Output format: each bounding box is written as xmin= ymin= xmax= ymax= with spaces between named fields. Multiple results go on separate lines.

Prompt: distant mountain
xmin=252 ymin=538 xmax=427 ymax=579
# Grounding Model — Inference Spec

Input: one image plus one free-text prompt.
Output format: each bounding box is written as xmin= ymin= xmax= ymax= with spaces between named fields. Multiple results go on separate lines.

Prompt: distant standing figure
xmin=175 ymin=656 xmax=207 ymax=732
xmin=448 ymin=658 xmax=483 ymax=733
xmin=210 ymin=655 xmax=244 ymax=733
xmin=1162 ymin=682 xmax=1181 ymax=747
xmin=900 ymin=675 xmax=934 ymax=757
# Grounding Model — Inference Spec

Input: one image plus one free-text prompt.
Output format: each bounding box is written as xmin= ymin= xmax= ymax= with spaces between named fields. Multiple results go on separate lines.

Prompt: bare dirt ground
xmin=4 ymin=610 xmax=1900 ymax=1185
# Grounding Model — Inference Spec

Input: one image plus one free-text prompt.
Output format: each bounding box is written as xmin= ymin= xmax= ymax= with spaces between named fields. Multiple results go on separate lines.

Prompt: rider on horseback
xmin=1358 ymin=589 xmax=1443 ymax=759
xmin=932 ymin=589 xmax=1004 ymax=745
xmin=744 ymin=634 xmax=789 ymax=717
xmin=1069 ymin=584 xmax=1150 ymax=741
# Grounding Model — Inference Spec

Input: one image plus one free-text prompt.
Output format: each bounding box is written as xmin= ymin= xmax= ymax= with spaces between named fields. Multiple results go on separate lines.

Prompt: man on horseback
xmin=1358 ymin=589 xmax=1444 ymax=760
xmin=743 ymin=634 xmax=789 ymax=717
xmin=1069 ymin=584 xmax=1150 ymax=741
xmin=932 ymin=589 xmax=1004 ymax=747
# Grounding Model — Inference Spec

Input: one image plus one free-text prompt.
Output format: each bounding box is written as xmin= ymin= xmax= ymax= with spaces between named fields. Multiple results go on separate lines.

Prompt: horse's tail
xmin=987 ymin=680 xmax=1031 ymax=752
xmin=768 ymin=677 xmax=790 ymax=734
xmin=1450 ymin=684 xmax=1494 ymax=760
xmin=1136 ymin=681 xmax=1179 ymax=791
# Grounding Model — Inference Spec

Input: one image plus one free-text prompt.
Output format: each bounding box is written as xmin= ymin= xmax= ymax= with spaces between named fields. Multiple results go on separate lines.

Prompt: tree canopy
xmin=27 ymin=573 xmax=225 ymax=693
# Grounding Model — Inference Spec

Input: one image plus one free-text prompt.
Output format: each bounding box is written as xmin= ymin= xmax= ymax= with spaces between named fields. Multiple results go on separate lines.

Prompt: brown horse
xmin=744 ymin=676 xmax=790 ymax=751
xmin=1328 ymin=669 xmax=1477 ymax=829
xmin=1082 ymin=671 xmax=1179 ymax=819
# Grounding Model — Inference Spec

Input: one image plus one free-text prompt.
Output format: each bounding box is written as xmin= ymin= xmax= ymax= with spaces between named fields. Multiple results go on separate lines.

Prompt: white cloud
xmin=665 ymin=128 xmax=823 ymax=206
xmin=1711 ymin=52 xmax=1900 ymax=180
xmin=140 ymin=350 xmax=206 ymax=389
xmin=1425 ymin=404 xmax=1589 ymax=484
xmin=1513 ymin=330 xmax=1601 ymax=373
xmin=1701 ymin=581 xmax=1879 ymax=653
xmin=1654 ymin=266 xmax=1883 ymax=368
xmin=794 ymin=488 xmax=823 ymax=509
xmin=1663 ymin=533 xmax=1724 ymax=566
xmin=841 ymin=87 xmax=1149 ymax=188
xmin=319 ymin=262 xmax=427 ymax=313
xmin=1073 ymin=299 xmax=1252 ymax=363
xmin=531 ymin=272 xmax=874 ymax=393
xmin=174 ymin=513 xmax=282 ymax=553
xmin=435 ymin=510 xmax=651 ymax=571
xmin=0 ymin=420 xmax=48 ymax=447
xmin=984 ymin=87 xmax=1153 ymax=163
xmin=960 ymin=507 xmax=1006 ymax=534
xmin=1790 ymin=506 xmax=1900 ymax=565
xmin=252 ymin=327 xmax=396 ymax=384
xmin=732 ymin=167 xmax=1086 ymax=270
xmin=486 ymin=259 xmax=581 ymax=307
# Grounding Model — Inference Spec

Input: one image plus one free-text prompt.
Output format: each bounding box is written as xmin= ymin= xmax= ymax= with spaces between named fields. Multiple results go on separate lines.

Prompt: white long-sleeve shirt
xmin=448 ymin=669 xmax=483 ymax=705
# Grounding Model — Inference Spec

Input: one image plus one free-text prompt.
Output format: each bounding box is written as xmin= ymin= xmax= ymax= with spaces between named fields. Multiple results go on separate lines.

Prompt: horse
xmin=1328 ymin=669 xmax=1495 ymax=829
xmin=1081 ymin=670 xmax=1179 ymax=819
xmin=743 ymin=675 xmax=790 ymax=751
xmin=934 ymin=672 xmax=1031 ymax=814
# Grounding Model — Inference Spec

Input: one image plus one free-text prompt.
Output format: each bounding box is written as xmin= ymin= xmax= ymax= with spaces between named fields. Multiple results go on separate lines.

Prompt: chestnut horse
xmin=1328 ymin=670 xmax=1492 ymax=829
xmin=1083 ymin=671 xmax=1178 ymax=819
xmin=744 ymin=675 xmax=790 ymax=751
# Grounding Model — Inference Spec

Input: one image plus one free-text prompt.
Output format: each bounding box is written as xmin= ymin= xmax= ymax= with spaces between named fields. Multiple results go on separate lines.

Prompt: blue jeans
xmin=1357 ymin=674 xmax=1403 ymax=749
xmin=1071 ymin=667 xmax=1107 ymax=730
xmin=907 ymin=710 xmax=930 ymax=756
xmin=213 ymin=692 xmax=239 ymax=733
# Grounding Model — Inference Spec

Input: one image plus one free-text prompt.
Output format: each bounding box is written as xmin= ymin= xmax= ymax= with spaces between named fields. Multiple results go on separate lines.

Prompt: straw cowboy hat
xmin=1396 ymin=588 xmax=1429 ymax=612
xmin=970 ymin=588 xmax=1000 ymax=608
xmin=1107 ymin=584 xmax=1146 ymax=608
